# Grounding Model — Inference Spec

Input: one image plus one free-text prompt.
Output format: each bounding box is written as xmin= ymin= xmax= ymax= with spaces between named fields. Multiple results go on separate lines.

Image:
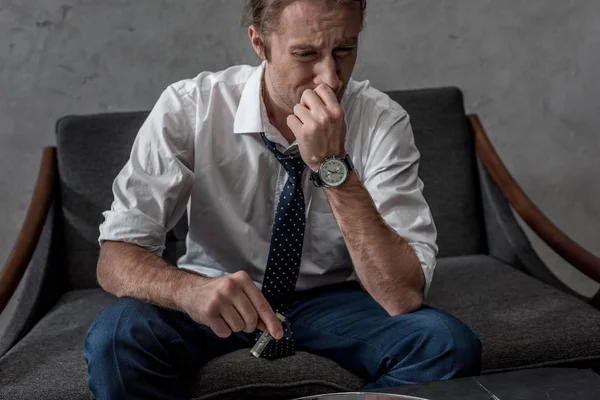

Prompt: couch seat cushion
xmin=192 ymin=349 xmax=364 ymax=400
xmin=0 ymin=289 xmax=363 ymax=400
xmin=0 ymin=289 xmax=110 ymax=400
xmin=427 ymin=255 xmax=600 ymax=373
xmin=3 ymin=255 xmax=599 ymax=398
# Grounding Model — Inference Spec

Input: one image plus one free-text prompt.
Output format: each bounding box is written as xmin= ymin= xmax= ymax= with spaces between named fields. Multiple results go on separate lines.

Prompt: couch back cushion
xmin=387 ymin=88 xmax=486 ymax=258
xmin=57 ymin=112 xmax=142 ymax=289
xmin=56 ymin=87 xmax=485 ymax=290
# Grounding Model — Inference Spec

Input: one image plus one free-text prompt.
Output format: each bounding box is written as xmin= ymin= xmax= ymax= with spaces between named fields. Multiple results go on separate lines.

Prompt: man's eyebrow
xmin=290 ymin=37 xmax=359 ymax=51
xmin=338 ymin=36 xmax=359 ymax=47
xmin=290 ymin=44 xmax=320 ymax=51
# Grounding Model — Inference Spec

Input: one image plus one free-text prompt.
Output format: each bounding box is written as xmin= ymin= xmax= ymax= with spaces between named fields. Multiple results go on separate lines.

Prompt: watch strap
xmin=342 ymin=154 xmax=354 ymax=173
xmin=309 ymin=169 xmax=325 ymax=187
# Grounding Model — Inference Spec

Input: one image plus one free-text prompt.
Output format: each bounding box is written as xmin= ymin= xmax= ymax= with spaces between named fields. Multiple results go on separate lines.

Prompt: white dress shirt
xmin=99 ymin=63 xmax=438 ymax=294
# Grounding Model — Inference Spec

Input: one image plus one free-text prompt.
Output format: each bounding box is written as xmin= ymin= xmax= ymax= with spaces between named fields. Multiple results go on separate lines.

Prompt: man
xmin=84 ymin=0 xmax=482 ymax=398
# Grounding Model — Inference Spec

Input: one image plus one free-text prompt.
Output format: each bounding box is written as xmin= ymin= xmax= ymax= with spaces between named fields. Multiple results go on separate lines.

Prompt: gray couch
xmin=1 ymin=87 xmax=600 ymax=399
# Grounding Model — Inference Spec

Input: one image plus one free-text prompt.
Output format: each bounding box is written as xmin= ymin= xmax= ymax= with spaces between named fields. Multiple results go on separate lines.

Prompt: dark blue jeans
xmin=84 ymin=282 xmax=481 ymax=399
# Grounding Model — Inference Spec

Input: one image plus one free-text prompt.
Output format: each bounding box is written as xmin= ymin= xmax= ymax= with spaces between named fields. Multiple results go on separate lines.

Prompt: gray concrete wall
xmin=1 ymin=0 xmax=598 ymax=296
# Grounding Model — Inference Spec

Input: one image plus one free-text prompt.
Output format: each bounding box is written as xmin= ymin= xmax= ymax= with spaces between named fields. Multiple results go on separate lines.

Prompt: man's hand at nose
xmin=286 ymin=84 xmax=347 ymax=171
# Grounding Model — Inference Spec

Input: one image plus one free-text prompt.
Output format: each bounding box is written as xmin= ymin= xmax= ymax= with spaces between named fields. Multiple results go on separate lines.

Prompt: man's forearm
xmin=97 ymin=241 xmax=210 ymax=312
xmin=324 ymin=172 xmax=425 ymax=316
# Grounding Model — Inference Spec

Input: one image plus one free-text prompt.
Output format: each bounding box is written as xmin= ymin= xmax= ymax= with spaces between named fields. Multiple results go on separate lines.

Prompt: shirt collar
xmin=233 ymin=62 xmax=265 ymax=135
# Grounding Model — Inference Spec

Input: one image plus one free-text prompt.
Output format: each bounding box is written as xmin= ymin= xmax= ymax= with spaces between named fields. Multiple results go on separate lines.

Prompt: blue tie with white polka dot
xmin=257 ymin=133 xmax=306 ymax=358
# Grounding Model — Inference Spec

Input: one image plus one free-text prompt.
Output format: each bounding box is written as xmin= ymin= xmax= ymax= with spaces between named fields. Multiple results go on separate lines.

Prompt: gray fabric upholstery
xmin=0 ymin=289 xmax=110 ymax=400
xmin=192 ymin=350 xmax=364 ymax=400
xmin=427 ymin=255 xmax=600 ymax=373
xmin=0 ymin=203 xmax=65 ymax=357
xmin=0 ymin=289 xmax=363 ymax=400
xmin=3 ymin=255 xmax=600 ymax=399
xmin=475 ymin=156 xmax=576 ymax=295
xmin=56 ymin=112 xmax=149 ymax=290
xmin=387 ymin=88 xmax=487 ymax=257
xmin=0 ymin=204 xmax=53 ymax=357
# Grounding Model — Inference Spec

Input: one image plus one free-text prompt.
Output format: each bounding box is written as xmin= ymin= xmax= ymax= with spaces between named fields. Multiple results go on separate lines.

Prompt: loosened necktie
xmin=256 ymin=133 xmax=306 ymax=358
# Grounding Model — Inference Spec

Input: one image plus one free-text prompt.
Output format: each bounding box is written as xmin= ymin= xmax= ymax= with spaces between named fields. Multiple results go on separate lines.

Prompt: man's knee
xmin=407 ymin=308 xmax=482 ymax=378
xmin=84 ymin=296 xmax=174 ymax=365
xmin=387 ymin=308 xmax=481 ymax=381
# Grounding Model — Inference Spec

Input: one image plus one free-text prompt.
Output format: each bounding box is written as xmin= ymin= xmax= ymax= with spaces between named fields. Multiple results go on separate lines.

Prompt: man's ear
xmin=248 ymin=25 xmax=267 ymax=61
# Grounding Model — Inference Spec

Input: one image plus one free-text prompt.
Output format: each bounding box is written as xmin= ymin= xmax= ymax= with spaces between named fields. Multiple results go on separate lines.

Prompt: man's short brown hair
xmin=242 ymin=0 xmax=367 ymax=60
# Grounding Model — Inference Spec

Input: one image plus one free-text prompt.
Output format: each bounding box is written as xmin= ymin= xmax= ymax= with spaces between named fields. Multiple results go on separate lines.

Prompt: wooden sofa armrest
xmin=469 ymin=115 xmax=600 ymax=284
xmin=0 ymin=147 xmax=57 ymax=313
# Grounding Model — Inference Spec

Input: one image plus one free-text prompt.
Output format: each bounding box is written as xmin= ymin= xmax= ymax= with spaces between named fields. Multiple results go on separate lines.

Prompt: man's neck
xmin=262 ymin=67 xmax=297 ymax=146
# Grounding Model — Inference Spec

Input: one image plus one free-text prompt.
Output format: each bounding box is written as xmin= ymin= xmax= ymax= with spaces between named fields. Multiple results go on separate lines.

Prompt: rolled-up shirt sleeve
xmin=99 ymin=83 xmax=196 ymax=255
xmin=362 ymin=106 xmax=439 ymax=297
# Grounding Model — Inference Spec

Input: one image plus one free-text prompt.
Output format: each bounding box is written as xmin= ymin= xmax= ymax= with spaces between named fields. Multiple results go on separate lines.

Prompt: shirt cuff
xmin=408 ymin=241 xmax=437 ymax=298
xmin=98 ymin=209 xmax=167 ymax=256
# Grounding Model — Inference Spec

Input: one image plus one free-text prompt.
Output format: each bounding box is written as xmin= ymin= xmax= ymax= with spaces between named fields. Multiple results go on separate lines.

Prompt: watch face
xmin=319 ymin=158 xmax=348 ymax=187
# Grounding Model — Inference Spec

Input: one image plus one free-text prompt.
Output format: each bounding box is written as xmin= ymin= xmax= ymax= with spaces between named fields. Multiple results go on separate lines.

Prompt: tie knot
xmin=261 ymin=134 xmax=306 ymax=180
xmin=278 ymin=154 xmax=305 ymax=180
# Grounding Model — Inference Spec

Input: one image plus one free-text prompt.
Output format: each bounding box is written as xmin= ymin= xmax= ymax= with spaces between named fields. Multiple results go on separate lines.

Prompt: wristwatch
xmin=309 ymin=155 xmax=354 ymax=188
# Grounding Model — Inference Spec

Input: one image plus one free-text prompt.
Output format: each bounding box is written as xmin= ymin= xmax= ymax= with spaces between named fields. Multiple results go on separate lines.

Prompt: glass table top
xmin=293 ymin=392 xmax=429 ymax=400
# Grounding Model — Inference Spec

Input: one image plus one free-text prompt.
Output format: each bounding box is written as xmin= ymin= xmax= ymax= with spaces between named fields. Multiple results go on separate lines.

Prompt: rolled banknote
xmin=251 ymin=312 xmax=286 ymax=358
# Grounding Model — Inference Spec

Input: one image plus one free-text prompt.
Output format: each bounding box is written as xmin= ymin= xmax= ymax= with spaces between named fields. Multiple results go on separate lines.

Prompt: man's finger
xmin=292 ymin=104 xmax=312 ymax=125
xmin=242 ymin=283 xmax=283 ymax=339
xmin=257 ymin=320 xmax=267 ymax=332
xmin=314 ymin=84 xmax=339 ymax=108
xmin=300 ymin=89 xmax=326 ymax=111
xmin=220 ymin=304 xmax=246 ymax=333
xmin=210 ymin=316 xmax=233 ymax=338
xmin=232 ymin=292 xmax=259 ymax=333
xmin=287 ymin=114 xmax=303 ymax=135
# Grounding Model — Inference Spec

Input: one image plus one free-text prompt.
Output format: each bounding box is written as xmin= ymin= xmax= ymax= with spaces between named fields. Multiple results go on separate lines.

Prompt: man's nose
xmin=314 ymin=57 xmax=342 ymax=93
